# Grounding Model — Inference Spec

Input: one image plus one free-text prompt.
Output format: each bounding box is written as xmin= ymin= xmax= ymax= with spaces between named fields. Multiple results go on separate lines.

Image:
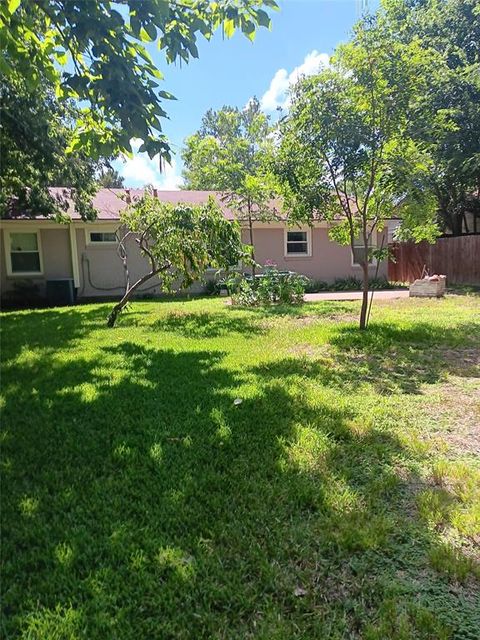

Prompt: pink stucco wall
xmin=75 ymin=227 xmax=205 ymax=298
xmin=1 ymin=223 xmax=389 ymax=303
xmin=243 ymin=226 xmax=388 ymax=282
xmin=0 ymin=228 xmax=72 ymax=297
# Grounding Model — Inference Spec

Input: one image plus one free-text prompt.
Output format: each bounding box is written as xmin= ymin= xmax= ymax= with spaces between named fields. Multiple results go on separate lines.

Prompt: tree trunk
xmin=359 ymin=261 xmax=369 ymax=330
xmin=248 ymin=206 xmax=256 ymax=277
xmin=107 ymin=267 xmax=165 ymax=327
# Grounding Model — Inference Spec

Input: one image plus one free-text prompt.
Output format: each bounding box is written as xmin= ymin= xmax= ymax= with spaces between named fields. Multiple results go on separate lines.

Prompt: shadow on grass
xmin=2 ymin=334 xmax=479 ymax=638
xmin=0 ymin=306 xmax=108 ymax=362
xmin=236 ymin=300 xmax=357 ymax=318
xmin=114 ymin=301 xmax=358 ymax=337
xmin=252 ymin=321 xmax=480 ymax=395
xmin=151 ymin=310 xmax=266 ymax=338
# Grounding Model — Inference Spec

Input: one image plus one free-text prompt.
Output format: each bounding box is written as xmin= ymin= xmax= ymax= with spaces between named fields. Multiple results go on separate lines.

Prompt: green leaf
xmin=255 ymin=9 xmax=271 ymax=29
xmin=55 ymin=50 xmax=68 ymax=65
xmin=158 ymin=90 xmax=176 ymax=100
xmin=8 ymin=0 xmax=21 ymax=15
xmin=187 ymin=40 xmax=199 ymax=58
xmin=0 ymin=55 xmax=12 ymax=75
xmin=130 ymin=15 xmax=141 ymax=38
xmin=223 ymin=19 xmax=235 ymax=38
xmin=144 ymin=22 xmax=157 ymax=42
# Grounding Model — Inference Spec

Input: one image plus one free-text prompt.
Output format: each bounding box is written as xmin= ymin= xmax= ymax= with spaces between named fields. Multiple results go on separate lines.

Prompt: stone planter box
xmin=409 ymin=275 xmax=446 ymax=298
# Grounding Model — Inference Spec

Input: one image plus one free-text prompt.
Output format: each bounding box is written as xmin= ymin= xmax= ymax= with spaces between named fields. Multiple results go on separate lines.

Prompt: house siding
xmin=1 ymin=221 xmax=389 ymax=304
xmin=0 ymin=228 xmax=72 ymax=297
xmin=76 ymin=227 xmax=205 ymax=299
xmin=244 ymin=227 xmax=388 ymax=282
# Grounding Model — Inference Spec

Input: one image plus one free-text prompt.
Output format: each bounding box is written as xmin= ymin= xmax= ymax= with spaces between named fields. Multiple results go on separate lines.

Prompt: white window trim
xmin=351 ymin=230 xmax=378 ymax=267
xmin=85 ymin=226 xmax=119 ymax=246
xmin=284 ymin=227 xmax=312 ymax=258
xmin=3 ymin=228 xmax=44 ymax=276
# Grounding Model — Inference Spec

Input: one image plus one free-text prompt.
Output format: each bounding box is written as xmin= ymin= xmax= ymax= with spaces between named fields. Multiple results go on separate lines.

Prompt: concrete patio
xmin=304 ymin=290 xmax=409 ymax=302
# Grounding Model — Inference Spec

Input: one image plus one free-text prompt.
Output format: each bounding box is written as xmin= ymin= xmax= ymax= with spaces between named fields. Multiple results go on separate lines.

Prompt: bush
xmin=332 ymin=276 xmax=363 ymax=291
xmin=370 ymin=277 xmax=396 ymax=290
xmin=0 ymin=280 xmax=46 ymax=310
xmin=304 ymin=276 xmax=397 ymax=293
xmin=230 ymin=265 xmax=308 ymax=306
xmin=204 ymin=279 xmax=220 ymax=296
xmin=304 ymin=279 xmax=329 ymax=293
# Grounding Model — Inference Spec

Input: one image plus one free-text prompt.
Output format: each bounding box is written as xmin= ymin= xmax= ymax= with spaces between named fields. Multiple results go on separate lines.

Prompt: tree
xmin=182 ymin=98 xmax=279 ymax=274
xmin=0 ymin=73 xmax=103 ymax=219
xmin=1 ymin=0 xmax=278 ymax=162
xmin=97 ymin=168 xmax=125 ymax=189
xmin=275 ymin=19 xmax=438 ymax=329
xmin=380 ymin=0 xmax=480 ymax=235
xmin=107 ymin=194 xmax=247 ymax=327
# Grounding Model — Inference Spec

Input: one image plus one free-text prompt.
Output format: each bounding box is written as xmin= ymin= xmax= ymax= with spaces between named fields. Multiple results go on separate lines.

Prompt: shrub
xmin=304 ymin=279 xmax=329 ymax=293
xmin=230 ymin=265 xmax=308 ymax=306
xmin=204 ymin=279 xmax=220 ymax=296
xmin=370 ymin=277 xmax=396 ymax=290
xmin=332 ymin=276 xmax=363 ymax=291
xmin=0 ymin=280 xmax=46 ymax=310
xmin=304 ymin=276 xmax=397 ymax=293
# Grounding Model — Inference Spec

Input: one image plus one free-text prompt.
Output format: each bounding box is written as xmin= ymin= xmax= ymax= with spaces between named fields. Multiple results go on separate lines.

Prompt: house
xmin=0 ymin=188 xmax=388 ymax=305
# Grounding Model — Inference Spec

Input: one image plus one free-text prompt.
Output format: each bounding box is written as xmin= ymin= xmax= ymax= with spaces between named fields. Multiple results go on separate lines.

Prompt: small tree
xmin=107 ymin=194 xmax=247 ymax=327
xmin=182 ymin=98 xmax=279 ymax=274
xmin=275 ymin=20 xmax=438 ymax=329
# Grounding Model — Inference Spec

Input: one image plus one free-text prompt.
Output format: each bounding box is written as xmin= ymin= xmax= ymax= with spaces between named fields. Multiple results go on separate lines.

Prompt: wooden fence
xmin=388 ymin=235 xmax=480 ymax=285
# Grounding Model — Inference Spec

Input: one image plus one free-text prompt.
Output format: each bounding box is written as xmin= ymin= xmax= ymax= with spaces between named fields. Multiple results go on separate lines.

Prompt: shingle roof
xmin=6 ymin=188 xmax=401 ymax=222
xmin=49 ymin=187 xmax=237 ymax=220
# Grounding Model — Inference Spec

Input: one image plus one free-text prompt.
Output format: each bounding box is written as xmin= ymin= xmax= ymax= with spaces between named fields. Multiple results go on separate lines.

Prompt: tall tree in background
xmin=0 ymin=0 xmax=278 ymax=218
xmin=381 ymin=0 xmax=480 ymax=235
xmin=182 ymin=98 xmax=279 ymax=273
xmin=97 ymin=168 xmax=125 ymax=189
xmin=0 ymin=74 xmax=103 ymax=219
xmin=275 ymin=19 xmax=438 ymax=329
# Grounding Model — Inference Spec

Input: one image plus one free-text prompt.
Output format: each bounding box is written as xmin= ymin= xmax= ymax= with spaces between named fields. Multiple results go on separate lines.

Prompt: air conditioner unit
xmin=46 ymin=279 xmax=76 ymax=306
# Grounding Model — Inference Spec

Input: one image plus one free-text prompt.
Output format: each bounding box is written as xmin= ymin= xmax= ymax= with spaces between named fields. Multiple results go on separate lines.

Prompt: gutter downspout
xmin=69 ymin=223 xmax=80 ymax=289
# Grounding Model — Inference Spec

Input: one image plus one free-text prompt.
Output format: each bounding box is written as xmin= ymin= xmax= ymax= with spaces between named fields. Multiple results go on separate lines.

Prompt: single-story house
xmin=0 ymin=188 xmax=388 ymax=305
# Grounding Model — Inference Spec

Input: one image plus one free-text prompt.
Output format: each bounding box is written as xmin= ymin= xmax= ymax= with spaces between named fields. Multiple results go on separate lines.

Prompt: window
xmin=352 ymin=232 xmax=376 ymax=266
xmin=89 ymin=231 xmax=117 ymax=243
xmin=8 ymin=232 xmax=42 ymax=274
xmin=285 ymin=229 xmax=311 ymax=256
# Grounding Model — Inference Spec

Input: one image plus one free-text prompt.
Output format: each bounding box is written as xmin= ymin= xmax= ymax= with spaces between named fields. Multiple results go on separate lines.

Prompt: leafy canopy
xmin=182 ymin=98 xmax=278 ymax=222
xmin=277 ymin=14 xmax=441 ymax=239
xmin=121 ymin=194 xmax=248 ymax=290
xmin=379 ymin=0 xmax=480 ymax=235
xmin=0 ymin=73 xmax=103 ymax=219
xmin=0 ymin=0 xmax=278 ymax=160
xmin=274 ymin=17 xmax=439 ymax=327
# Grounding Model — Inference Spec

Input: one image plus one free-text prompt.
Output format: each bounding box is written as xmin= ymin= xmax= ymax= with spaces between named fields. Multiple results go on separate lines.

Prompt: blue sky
xmin=113 ymin=0 xmax=377 ymax=189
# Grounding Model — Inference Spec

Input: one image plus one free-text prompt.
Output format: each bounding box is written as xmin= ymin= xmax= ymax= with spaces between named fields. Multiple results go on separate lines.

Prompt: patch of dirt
xmin=290 ymin=315 xmax=322 ymax=327
xmin=291 ymin=313 xmax=358 ymax=326
xmin=438 ymin=347 xmax=480 ymax=377
xmin=420 ymin=347 xmax=480 ymax=456
xmin=287 ymin=343 xmax=333 ymax=359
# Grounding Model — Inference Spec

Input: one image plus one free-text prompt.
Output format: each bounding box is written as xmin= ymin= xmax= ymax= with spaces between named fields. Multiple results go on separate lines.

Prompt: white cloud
xmin=115 ymin=138 xmax=184 ymax=190
xmin=260 ymin=50 xmax=330 ymax=112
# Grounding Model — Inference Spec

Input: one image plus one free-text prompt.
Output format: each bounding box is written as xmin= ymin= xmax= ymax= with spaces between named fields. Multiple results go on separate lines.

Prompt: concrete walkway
xmin=304 ymin=289 xmax=409 ymax=302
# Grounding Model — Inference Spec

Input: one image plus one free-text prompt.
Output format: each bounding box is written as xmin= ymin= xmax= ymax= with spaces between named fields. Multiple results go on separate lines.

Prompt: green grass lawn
xmin=1 ymin=294 xmax=479 ymax=639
